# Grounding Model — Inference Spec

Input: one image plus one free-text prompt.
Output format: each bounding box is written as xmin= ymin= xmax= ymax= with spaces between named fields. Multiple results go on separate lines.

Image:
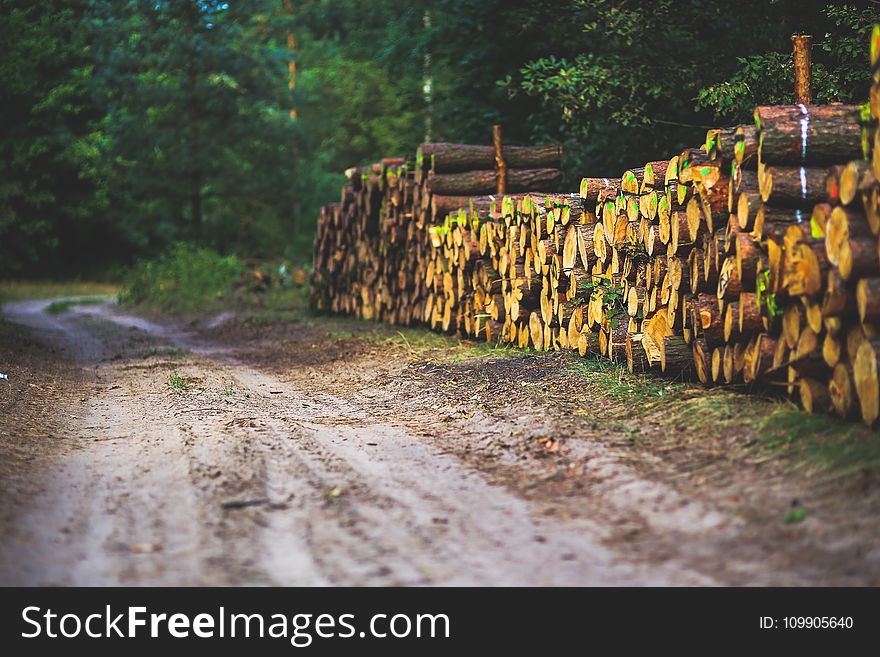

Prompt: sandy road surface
xmin=0 ymin=298 xmax=878 ymax=586
xmin=0 ymin=298 xmax=709 ymax=585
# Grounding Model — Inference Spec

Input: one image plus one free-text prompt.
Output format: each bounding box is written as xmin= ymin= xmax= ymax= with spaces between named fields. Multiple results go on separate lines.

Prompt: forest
xmin=1 ymin=0 xmax=877 ymax=277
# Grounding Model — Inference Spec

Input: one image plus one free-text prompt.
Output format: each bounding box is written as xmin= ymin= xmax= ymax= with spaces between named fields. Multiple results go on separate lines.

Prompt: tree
xmin=0 ymin=0 xmax=109 ymax=275
xmin=508 ymin=1 xmax=876 ymax=176
xmin=89 ymin=0 xmax=296 ymax=256
xmin=281 ymin=0 xmax=425 ymax=253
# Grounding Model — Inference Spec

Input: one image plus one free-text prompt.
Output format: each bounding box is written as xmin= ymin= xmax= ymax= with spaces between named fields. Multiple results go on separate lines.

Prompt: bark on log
xmin=792 ymin=36 xmax=813 ymax=105
xmin=838 ymin=236 xmax=880 ymax=281
xmin=425 ymin=168 xmax=562 ymax=196
xmin=626 ymin=333 xmax=653 ymax=373
xmin=580 ymin=177 xmax=620 ymax=202
xmin=493 ymin=125 xmax=507 ymax=195
xmin=857 ymin=278 xmax=880 ymax=324
xmin=755 ymin=104 xmax=863 ymax=165
xmin=759 ymin=165 xmax=828 ymax=207
xmin=418 ymin=143 xmax=562 ymax=173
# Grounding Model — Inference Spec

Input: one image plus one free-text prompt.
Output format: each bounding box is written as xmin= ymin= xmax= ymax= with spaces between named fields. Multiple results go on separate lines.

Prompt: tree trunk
xmin=191 ymin=171 xmax=202 ymax=238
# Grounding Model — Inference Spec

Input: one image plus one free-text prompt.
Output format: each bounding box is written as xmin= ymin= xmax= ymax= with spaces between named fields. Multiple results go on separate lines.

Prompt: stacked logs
xmin=310 ymin=143 xmax=564 ymax=331
xmin=313 ymin=29 xmax=880 ymax=427
xmin=827 ymin=24 xmax=880 ymax=425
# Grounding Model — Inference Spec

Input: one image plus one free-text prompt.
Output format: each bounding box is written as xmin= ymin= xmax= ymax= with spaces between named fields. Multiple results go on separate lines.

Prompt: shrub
xmin=119 ymin=243 xmax=243 ymax=314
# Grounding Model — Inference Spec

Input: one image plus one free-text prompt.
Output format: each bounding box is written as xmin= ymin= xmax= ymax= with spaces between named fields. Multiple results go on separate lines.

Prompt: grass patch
xmin=0 ymin=281 xmax=117 ymax=307
xmin=567 ymin=356 xmax=880 ymax=477
xmin=44 ymin=297 xmax=106 ymax=315
xmin=569 ymin=356 xmax=685 ymax=403
xmin=359 ymin=328 xmax=525 ymax=362
xmin=754 ymin=402 xmax=880 ymax=477
xmin=234 ymin=285 xmax=312 ymax=325
xmin=168 ymin=371 xmax=188 ymax=390
xmin=133 ymin=346 xmax=189 ymax=361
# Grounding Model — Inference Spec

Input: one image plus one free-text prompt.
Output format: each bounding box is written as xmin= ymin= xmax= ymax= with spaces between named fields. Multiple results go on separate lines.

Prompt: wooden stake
xmin=493 ymin=124 xmax=507 ymax=195
xmin=792 ymin=35 xmax=812 ymax=105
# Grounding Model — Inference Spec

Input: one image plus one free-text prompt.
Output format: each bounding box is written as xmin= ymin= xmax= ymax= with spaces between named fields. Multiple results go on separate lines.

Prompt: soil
xmin=1 ymin=297 xmax=879 ymax=585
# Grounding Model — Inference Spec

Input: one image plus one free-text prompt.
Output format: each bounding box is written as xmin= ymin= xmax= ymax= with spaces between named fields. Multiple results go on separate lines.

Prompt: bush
xmin=119 ymin=243 xmax=243 ymax=314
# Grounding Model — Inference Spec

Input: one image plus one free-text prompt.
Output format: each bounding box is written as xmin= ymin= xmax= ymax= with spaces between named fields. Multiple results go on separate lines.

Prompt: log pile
xmin=313 ymin=28 xmax=880 ymax=427
xmin=310 ymin=144 xmax=563 ymax=329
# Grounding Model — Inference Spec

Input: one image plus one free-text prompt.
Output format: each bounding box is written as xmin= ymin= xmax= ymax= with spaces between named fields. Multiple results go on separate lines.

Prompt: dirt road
xmin=1 ymin=298 xmax=878 ymax=585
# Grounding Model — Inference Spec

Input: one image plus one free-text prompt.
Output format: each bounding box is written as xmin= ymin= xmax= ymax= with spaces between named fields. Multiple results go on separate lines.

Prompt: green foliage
xmin=44 ymin=297 xmax=105 ymax=315
xmin=89 ymin=0 xmax=297 ymax=259
xmin=619 ymin=241 xmax=651 ymax=265
xmin=1 ymin=0 xmax=300 ymax=274
xmin=0 ymin=0 xmax=111 ymax=275
xmin=119 ymin=243 xmax=243 ymax=314
xmin=783 ymin=507 xmax=806 ymax=523
xmin=288 ymin=1 xmax=426 ymax=254
xmin=697 ymin=53 xmax=845 ymax=120
xmin=511 ymin=1 xmax=876 ymax=173
xmin=757 ymin=269 xmax=782 ymax=319
xmin=578 ymin=276 xmax=627 ymax=323
xmin=820 ymin=3 xmax=879 ymax=95
xmin=168 ymin=370 xmax=188 ymax=390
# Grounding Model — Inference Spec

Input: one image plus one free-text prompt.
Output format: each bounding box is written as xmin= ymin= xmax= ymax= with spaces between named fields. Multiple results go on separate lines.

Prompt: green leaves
xmin=757 ymin=269 xmax=782 ymax=320
xmin=580 ymin=276 xmax=627 ymax=323
xmin=0 ymin=0 xmax=109 ymax=274
xmin=619 ymin=240 xmax=651 ymax=265
xmin=509 ymin=0 xmax=873 ymax=172
xmin=784 ymin=508 xmax=806 ymax=524
xmin=697 ymin=52 xmax=847 ymax=121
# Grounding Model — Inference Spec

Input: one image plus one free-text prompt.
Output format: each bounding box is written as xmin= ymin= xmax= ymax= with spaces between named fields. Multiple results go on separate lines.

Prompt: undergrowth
xmin=118 ymin=243 xmax=244 ymax=315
